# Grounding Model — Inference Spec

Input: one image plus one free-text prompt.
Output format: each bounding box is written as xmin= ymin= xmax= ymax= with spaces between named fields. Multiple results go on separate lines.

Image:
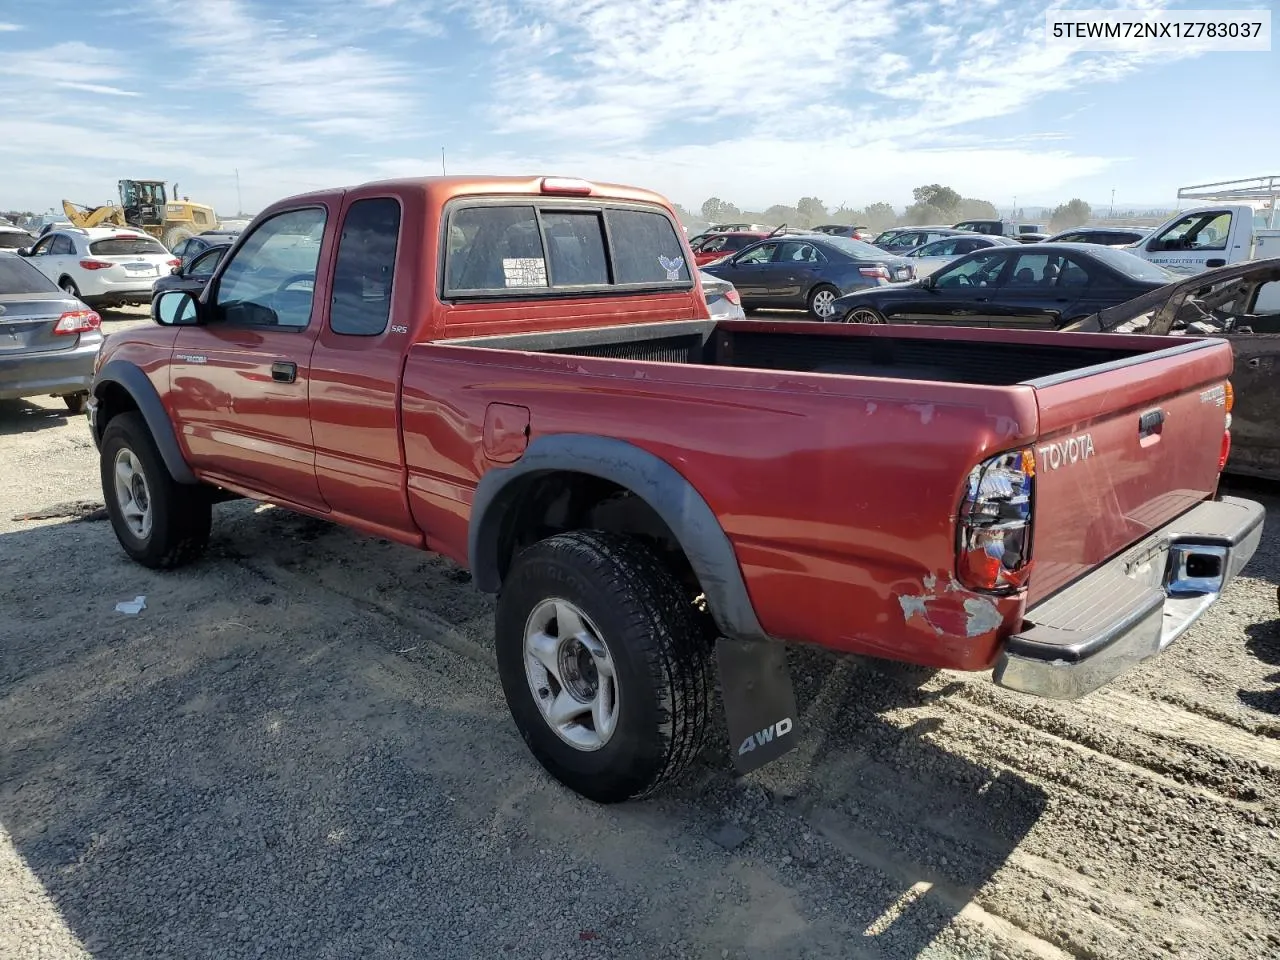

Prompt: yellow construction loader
xmin=62 ymin=179 xmax=220 ymax=249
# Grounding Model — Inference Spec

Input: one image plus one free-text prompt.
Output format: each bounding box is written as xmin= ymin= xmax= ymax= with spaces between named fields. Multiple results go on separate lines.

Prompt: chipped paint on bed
xmin=905 ymin=403 xmax=935 ymax=425
xmin=962 ymin=596 xmax=1003 ymax=636
xmin=898 ymin=574 xmax=1004 ymax=639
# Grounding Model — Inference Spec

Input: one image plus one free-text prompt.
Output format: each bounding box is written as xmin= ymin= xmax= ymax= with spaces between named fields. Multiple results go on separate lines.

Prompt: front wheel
xmin=844 ymin=306 xmax=887 ymax=324
xmin=807 ymin=285 xmax=840 ymax=320
xmin=495 ymin=531 xmax=712 ymax=803
xmin=100 ymin=412 xmax=211 ymax=569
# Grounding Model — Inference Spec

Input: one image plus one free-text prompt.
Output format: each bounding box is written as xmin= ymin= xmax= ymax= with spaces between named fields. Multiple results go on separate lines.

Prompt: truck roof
xmin=267 ymin=175 xmax=676 ymax=212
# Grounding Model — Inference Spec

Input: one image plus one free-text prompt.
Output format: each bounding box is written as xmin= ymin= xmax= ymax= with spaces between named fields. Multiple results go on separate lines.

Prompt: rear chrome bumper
xmin=993 ymin=496 xmax=1264 ymax=700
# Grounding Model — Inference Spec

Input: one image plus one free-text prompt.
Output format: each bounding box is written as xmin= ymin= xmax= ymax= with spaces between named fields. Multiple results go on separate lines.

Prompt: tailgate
xmin=1027 ymin=338 xmax=1234 ymax=604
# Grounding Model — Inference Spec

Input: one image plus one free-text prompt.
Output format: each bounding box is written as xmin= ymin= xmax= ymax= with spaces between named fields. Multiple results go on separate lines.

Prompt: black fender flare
xmin=468 ymin=434 xmax=767 ymax=643
xmin=93 ymin=359 xmax=198 ymax=484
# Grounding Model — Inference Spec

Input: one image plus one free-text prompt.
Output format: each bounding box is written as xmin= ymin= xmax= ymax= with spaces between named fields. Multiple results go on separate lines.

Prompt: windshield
xmin=819 ymin=235 xmax=890 ymax=259
xmin=1086 ymin=246 xmax=1180 ymax=283
xmin=90 ymin=237 xmax=169 ymax=256
xmin=0 ymin=231 xmax=34 ymax=249
xmin=0 ymin=254 xmax=61 ymax=294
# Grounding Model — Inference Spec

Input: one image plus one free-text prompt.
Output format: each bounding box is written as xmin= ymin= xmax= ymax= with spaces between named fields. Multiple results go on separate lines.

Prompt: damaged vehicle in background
xmin=1066 ymin=258 xmax=1280 ymax=482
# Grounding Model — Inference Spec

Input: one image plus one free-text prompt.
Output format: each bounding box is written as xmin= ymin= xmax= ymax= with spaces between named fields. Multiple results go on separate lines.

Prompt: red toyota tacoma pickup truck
xmin=88 ymin=175 xmax=1263 ymax=803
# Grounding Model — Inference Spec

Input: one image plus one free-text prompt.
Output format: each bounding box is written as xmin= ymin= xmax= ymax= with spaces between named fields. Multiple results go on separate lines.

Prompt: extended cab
xmin=88 ymin=175 xmax=1264 ymax=803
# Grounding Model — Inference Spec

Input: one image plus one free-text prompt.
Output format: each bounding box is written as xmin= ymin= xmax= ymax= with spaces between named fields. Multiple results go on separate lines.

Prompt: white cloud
xmin=54 ymin=81 xmax=141 ymax=97
xmin=0 ymin=0 xmax=1222 ymax=214
xmin=147 ymin=0 xmax=422 ymax=137
xmin=0 ymin=22 xmax=21 ymax=32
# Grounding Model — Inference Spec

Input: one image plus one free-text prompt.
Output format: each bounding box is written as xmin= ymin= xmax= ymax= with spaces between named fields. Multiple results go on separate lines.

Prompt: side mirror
xmin=16 ymin=247 xmax=30 ymax=257
xmin=919 ymin=275 xmax=936 ymax=290
xmin=153 ymin=290 xmax=200 ymax=327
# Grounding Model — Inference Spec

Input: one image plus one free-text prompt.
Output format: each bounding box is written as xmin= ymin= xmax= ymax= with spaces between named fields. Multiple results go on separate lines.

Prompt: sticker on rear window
xmin=502 ymin=257 xmax=547 ymax=287
xmin=658 ymin=255 xmax=684 ymax=281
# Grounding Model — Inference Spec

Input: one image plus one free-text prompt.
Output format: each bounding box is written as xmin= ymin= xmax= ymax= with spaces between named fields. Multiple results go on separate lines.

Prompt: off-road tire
xmin=62 ymin=392 xmax=88 ymax=414
xmin=495 ymin=531 xmax=712 ymax=803
xmin=100 ymin=411 xmax=211 ymax=569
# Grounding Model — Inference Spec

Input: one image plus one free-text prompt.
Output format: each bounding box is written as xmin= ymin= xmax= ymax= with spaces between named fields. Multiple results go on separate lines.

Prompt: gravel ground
xmin=2 ymin=309 xmax=1279 ymax=959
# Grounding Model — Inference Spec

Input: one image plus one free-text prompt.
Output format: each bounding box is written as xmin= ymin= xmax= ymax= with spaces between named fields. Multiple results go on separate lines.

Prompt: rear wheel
xmin=495 ymin=531 xmax=712 ymax=803
xmin=100 ymin=412 xmax=211 ymax=569
xmin=62 ymin=393 xmax=87 ymax=414
xmin=844 ymin=306 xmax=887 ymax=324
xmin=807 ymin=284 xmax=840 ymax=320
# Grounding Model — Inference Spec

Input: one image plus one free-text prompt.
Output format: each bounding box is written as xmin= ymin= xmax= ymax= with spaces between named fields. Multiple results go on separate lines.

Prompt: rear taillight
xmin=859 ymin=265 xmax=890 ymax=280
xmin=957 ymin=448 xmax=1035 ymax=592
xmin=53 ymin=310 xmax=101 ymax=335
xmin=79 ymin=259 xmax=113 ymax=270
xmin=725 ymin=288 xmax=741 ymax=306
xmin=1219 ymin=379 xmax=1234 ymax=471
xmin=167 ymin=258 xmax=181 ymax=268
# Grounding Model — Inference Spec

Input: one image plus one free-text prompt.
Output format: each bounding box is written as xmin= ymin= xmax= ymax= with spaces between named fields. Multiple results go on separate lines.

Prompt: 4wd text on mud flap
xmin=1036 ymin=433 xmax=1095 ymax=471
xmin=738 ymin=718 xmax=794 ymax=755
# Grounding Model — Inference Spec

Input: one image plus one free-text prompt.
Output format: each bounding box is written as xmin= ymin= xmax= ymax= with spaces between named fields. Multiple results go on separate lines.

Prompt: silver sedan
xmin=899 ymin=234 xmax=1018 ymax=277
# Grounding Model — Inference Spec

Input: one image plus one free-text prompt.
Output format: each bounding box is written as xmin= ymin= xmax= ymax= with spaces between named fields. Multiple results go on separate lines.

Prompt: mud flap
xmin=715 ymin=637 xmax=800 ymax=774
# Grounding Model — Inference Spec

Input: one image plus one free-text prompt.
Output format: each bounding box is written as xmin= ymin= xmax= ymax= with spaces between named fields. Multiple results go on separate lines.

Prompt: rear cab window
xmin=443 ymin=200 xmax=691 ymax=297
xmin=90 ymin=236 xmax=170 ymax=256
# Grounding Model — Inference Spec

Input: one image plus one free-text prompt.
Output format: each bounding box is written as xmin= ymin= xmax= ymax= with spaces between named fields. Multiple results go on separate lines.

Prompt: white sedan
xmin=899 ymin=234 xmax=1018 ymax=277
xmin=20 ymin=227 xmax=179 ymax=308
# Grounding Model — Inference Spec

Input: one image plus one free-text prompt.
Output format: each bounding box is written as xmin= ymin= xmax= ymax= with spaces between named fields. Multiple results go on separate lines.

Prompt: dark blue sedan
xmin=829 ymin=242 xmax=1179 ymax=328
xmin=701 ymin=233 xmax=914 ymax=319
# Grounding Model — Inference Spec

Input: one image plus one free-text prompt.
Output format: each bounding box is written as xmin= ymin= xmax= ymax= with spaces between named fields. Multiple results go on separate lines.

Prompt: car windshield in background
xmin=819 ymin=235 xmax=888 ymax=259
xmin=89 ymin=237 xmax=169 ymax=256
xmin=0 ymin=254 xmax=61 ymax=294
xmin=1086 ymin=246 xmax=1180 ymax=283
xmin=0 ymin=231 xmax=34 ymax=249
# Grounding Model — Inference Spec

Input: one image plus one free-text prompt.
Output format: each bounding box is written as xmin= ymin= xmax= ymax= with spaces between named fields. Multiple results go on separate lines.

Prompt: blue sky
xmin=0 ymin=0 xmax=1276 ymax=218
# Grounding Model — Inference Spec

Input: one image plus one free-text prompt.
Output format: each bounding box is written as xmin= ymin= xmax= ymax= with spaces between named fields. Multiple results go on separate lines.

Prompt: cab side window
xmin=330 ymin=198 xmax=402 ymax=336
xmin=212 ymin=208 xmax=327 ymax=328
xmin=50 ymin=235 xmax=74 ymax=256
xmin=1152 ymin=212 xmax=1232 ymax=252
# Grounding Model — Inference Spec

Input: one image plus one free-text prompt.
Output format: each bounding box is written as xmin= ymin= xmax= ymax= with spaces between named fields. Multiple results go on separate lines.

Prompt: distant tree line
xmin=675 ymin=186 xmax=1099 ymax=235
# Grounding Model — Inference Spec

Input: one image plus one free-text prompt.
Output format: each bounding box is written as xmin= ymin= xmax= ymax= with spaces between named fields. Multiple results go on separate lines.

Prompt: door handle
xmin=271 ymin=360 xmax=297 ymax=383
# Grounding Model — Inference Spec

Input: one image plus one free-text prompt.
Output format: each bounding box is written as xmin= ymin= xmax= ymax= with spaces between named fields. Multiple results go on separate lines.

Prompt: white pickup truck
xmin=1127 ymin=177 xmax=1280 ymax=276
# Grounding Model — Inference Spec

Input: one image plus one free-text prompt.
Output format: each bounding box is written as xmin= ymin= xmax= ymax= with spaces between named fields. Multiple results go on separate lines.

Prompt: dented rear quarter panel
xmin=401 ymin=342 xmax=1041 ymax=672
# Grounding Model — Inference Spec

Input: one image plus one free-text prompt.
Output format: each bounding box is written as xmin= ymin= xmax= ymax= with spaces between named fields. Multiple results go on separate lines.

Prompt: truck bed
xmin=442 ymin=317 xmax=1175 ymax=387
